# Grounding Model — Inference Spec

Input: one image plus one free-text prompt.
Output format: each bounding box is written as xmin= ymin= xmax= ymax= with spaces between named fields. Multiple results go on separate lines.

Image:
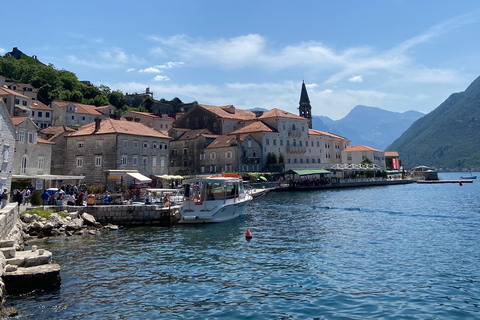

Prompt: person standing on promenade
xmin=15 ymin=189 xmax=23 ymax=207
xmin=23 ymin=188 xmax=31 ymax=205
xmin=145 ymin=190 xmax=152 ymax=204
xmin=1 ymin=189 xmax=8 ymax=208
xmin=67 ymin=192 xmax=76 ymax=206
xmin=77 ymin=190 xmax=85 ymax=206
xmin=104 ymin=191 xmax=111 ymax=205
xmin=41 ymin=190 xmax=49 ymax=207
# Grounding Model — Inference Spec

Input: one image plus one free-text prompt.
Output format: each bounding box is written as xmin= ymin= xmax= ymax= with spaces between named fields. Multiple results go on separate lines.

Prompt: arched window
xmin=21 ymin=155 xmax=28 ymax=174
xmin=293 ymin=139 xmax=296 ymax=147
xmin=292 ymin=124 xmax=296 ymax=130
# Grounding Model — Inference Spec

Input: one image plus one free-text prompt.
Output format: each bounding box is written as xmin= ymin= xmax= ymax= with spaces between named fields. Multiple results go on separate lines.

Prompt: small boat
xmin=460 ymin=173 xmax=477 ymax=179
xmin=176 ymin=175 xmax=253 ymax=224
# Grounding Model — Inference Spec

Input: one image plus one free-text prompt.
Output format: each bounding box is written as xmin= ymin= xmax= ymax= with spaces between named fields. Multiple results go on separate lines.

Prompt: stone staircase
xmin=1 ymin=240 xmax=60 ymax=294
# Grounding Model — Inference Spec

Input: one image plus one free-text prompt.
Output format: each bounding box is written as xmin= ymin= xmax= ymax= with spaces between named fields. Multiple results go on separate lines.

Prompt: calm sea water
xmin=6 ymin=173 xmax=480 ymax=319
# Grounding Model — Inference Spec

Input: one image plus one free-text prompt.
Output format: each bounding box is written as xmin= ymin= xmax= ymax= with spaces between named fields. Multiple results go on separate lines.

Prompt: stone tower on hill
xmin=299 ymin=81 xmax=312 ymax=129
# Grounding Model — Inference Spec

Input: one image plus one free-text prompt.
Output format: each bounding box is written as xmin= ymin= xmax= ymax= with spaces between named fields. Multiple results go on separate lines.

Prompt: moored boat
xmin=176 ymin=175 xmax=252 ymax=224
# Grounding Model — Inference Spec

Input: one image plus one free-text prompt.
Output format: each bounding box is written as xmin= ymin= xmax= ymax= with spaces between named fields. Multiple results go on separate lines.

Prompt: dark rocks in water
xmin=3 ymin=263 xmax=61 ymax=294
xmin=81 ymin=212 xmax=96 ymax=226
xmin=22 ymin=212 xmax=119 ymax=239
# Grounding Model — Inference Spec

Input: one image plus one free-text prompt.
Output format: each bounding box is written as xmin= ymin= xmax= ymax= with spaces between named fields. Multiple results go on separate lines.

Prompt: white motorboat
xmin=176 ymin=175 xmax=253 ymax=224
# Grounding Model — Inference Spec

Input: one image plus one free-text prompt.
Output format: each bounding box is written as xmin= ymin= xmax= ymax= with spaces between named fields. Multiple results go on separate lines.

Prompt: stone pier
xmin=60 ymin=204 xmax=178 ymax=226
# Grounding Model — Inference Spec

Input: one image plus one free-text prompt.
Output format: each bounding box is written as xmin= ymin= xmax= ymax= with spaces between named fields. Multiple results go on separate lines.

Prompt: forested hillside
xmin=0 ymin=48 xmax=130 ymax=113
xmin=387 ymin=76 xmax=480 ymax=169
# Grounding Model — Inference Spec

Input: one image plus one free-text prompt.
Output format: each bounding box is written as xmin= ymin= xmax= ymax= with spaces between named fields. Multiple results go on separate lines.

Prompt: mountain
xmin=312 ymin=105 xmax=424 ymax=150
xmin=387 ymin=76 xmax=480 ymax=169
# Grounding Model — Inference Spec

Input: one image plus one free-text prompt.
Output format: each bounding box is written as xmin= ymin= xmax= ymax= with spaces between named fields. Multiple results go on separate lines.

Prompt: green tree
xmin=58 ymin=70 xmax=80 ymax=91
xmin=70 ymin=90 xmax=83 ymax=102
xmin=141 ymin=96 xmax=154 ymax=112
xmin=108 ymin=90 xmax=127 ymax=109
xmin=278 ymin=152 xmax=285 ymax=164
xmin=266 ymin=152 xmax=278 ymax=164
xmin=94 ymin=94 xmax=109 ymax=107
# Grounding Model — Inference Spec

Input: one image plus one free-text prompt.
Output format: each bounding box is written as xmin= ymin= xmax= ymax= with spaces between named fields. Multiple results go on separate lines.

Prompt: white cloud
xmin=126 ymin=68 xmax=135 ymax=72
xmin=66 ymin=47 xmax=145 ymax=69
xmin=153 ymin=75 xmax=170 ymax=82
xmin=139 ymin=67 xmax=163 ymax=73
xmin=348 ymin=75 xmax=363 ymax=83
xmin=0 ymin=48 xmax=6 ymax=54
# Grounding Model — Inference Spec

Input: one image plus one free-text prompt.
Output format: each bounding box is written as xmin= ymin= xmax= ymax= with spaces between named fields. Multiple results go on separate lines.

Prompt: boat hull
xmin=177 ymin=197 xmax=252 ymax=224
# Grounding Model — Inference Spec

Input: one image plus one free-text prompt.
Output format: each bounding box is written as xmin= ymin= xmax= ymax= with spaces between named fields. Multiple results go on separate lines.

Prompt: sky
xmin=2 ymin=0 xmax=480 ymax=120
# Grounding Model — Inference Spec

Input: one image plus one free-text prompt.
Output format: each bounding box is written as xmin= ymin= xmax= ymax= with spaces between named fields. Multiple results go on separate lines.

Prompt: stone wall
xmin=61 ymin=205 xmax=176 ymax=226
xmin=0 ymin=204 xmax=19 ymax=240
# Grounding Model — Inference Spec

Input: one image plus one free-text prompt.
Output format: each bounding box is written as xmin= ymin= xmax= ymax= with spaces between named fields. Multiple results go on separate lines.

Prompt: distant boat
xmin=460 ymin=171 xmax=477 ymax=179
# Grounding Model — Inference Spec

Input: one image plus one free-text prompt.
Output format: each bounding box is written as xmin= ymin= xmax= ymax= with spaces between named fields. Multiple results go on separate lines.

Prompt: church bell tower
xmin=299 ymin=81 xmax=312 ymax=129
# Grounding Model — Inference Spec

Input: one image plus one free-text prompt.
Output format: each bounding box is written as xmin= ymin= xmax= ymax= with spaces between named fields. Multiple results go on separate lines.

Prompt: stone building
xmin=168 ymin=127 xmax=263 ymax=175
xmin=122 ymin=110 xmax=177 ymax=132
xmin=341 ymin=145 xmax=386 ymax=168
xmin=40 ymin=126 xmax=76 ymax=175
xmin=172 ymin=104 xmax=257 ymax=135
xmin=10 ymin=117 xmax=53 ymax=176
xmin=168 ymin=128 xmax=215 ymax=176
xmin=0 ymin=86 xmax=30 ymax=117
xmin=0 ymin=102 xmax=15 ymax=194
xmin=30 ymin=100 xmax=52 ymax=129
xmin=64 ymin=118 xmax=171 ymax=186
xmin=50 ymin=100 xmax=109 ymax=127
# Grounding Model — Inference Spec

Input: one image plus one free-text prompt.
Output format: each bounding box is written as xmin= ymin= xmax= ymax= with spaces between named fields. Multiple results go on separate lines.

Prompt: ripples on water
xmin=7 ymin=173 xmax=480 ymax=319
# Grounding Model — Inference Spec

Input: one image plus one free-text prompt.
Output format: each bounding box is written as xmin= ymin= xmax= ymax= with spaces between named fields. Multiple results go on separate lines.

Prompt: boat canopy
xmin=284 ymin=169 xmax=330 ymax=175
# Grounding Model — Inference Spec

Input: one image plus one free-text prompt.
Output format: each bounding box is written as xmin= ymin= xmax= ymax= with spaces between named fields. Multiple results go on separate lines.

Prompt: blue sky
xmin=2 ymin=0 xmax=480 ymax=119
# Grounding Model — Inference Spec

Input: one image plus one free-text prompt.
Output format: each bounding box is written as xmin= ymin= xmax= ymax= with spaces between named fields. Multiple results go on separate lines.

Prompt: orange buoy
xmin=245 ymin=228 xmax=252 ymax=239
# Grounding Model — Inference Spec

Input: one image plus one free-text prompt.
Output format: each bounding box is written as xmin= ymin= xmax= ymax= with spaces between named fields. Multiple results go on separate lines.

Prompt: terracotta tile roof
xmin=41 ymin=125 xmax=76 ymax=141
xmin=0 ymin=87 xmax=29 ymax=98
xmin=259 ymin=108 xmax=307 ymax=121
xmin=178 ymin=129 xmax=212 ymax=140
xmin=52 ymin=100 xmax=103 ymax=115
xmin=198 ymin=104 xmax=256 ymax=120
xmin=309 ymin=129 xmax=348 ymax=140
xmin=10 ymin=116 xmax=28 ymax=126
xmin=229 ymin=121 xmax=277 ymax=135
xmin=344 ymin=145 xmax=382 ymax=152
xmin=5 ymin=82 xmax=37 ymax=92
xmin=385 ymin=151 xmax=399 ymax=157
xmin=205 ymin=135 xmax=238 ymax=149
xmin=68 ymin=118 xmax=171 ymax=139
xmin=30 ymin=100 xmax=51 ymax=110
xmin=124 ymin=110 xmax=160 ymax=118
xmin=37 ymin=137 xmax=55 ymax=145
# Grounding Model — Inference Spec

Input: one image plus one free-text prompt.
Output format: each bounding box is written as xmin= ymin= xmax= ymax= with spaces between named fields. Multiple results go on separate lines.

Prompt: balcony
xmin=286 ymin=146 xmax=307 ymax=154
xmin=288 ymin=129 xmax=302 ymax=137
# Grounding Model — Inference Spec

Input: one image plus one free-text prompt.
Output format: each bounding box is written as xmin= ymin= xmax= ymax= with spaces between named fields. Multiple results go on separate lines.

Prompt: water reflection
xmin=7 ymin=174 xmax=480 ymax=319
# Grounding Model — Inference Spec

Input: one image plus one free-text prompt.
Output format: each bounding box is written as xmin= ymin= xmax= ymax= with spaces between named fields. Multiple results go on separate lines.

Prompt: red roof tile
xmin=309 ymin=129 xmax=348 ymax=140
xmin=259 ymin=108 xmax=307 ymax=121
xmin=37 ymin=137 xmax=55 ymax=145
xmin=41 ymin=125 xmax=76 ymax=141
xmin=229 ymin=121 xmax=276 ymax=135
xmin=384 ymin=151 xmax=399 ymax=157
xmin=198 ymin=104 xmax=256 ymax=120
xmin=344 ymin=145 xmax=382 ymax=152
xmin=68 ymin=118 xmax=170 ymax=139
xmin=0 ymin=87 xmax=29 ymax=98
xmin=177 ymin=129 xmax=212 ymax=140
xmin=52 ymin=100 xmax=103 ymax=115
xmin=205 ymin=135 xmax=238 ymax=149
xmin=30 ymin=100 xmax=51 ymax=110
xmin=10 ymin=116 xmax=28 ymax=126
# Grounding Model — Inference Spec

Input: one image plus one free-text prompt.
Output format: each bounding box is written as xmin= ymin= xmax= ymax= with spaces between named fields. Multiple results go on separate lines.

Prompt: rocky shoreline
xmin=1 ymin=209 xmax=120 ymax=318
xmin=21 ymin=210 xmax=120 ymax=239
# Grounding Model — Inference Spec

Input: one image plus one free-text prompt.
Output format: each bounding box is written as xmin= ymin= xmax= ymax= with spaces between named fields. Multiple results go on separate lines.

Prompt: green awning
xmin=284 ymin=169 xmax=330 ymax=175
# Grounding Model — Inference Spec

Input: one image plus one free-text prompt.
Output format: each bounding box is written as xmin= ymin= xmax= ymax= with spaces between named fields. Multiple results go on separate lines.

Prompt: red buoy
xmin=245 ymin=228 xmax=252 ymax=239
xmin=459 ymin=181 xmax=463 ymax=186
